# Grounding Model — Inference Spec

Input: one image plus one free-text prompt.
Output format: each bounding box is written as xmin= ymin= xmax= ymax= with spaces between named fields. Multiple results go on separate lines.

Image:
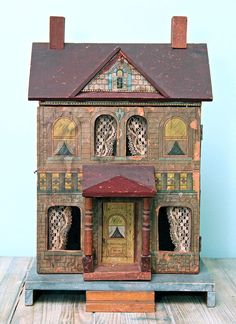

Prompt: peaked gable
xmin=82 ymin=50 xmax=160 ymax=94
xmin=28 ymin=43 xmax=212 ymax=101
xmin=83 ymin=164 xmax=156 ymax=196
xmin=83 ymin=175 xmax=156 ymax=197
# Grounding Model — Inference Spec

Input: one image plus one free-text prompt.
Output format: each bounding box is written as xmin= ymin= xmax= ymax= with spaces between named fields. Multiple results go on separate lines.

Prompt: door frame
xmin=95 ymin=198 xmax=142 ymax=266
xmin=102 ymin=202 xmax=134 ymax=264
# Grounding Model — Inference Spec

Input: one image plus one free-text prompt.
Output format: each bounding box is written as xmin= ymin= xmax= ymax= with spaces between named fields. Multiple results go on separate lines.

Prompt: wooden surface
xmin=86 ymin=291 xmax=155 ymax=312
xmin=24 ymin=258 xmax=214 ymax=303
xmin=1 ymin=257 xmax=236 ymax=323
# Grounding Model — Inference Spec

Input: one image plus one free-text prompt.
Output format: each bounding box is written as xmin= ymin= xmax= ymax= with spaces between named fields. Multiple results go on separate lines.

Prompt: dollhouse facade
xmin=28 ymin=16 xmax=212 ymax=280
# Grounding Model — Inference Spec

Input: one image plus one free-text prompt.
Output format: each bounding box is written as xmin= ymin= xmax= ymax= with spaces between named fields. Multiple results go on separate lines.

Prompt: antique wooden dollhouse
xmin=28 ymin=16 xmax=212 ymax=283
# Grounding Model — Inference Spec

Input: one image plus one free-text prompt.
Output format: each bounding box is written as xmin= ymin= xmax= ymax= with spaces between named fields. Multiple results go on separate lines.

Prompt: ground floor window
xmin=158 ymin=206 xmax=191 ymax=252
xmin=48 ymin=206 xmax=81 ymax=251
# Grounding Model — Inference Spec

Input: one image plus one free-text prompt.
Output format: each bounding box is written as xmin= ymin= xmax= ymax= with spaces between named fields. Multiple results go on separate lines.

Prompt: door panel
xmin=102 ymin=202 xmax=134 ymax=264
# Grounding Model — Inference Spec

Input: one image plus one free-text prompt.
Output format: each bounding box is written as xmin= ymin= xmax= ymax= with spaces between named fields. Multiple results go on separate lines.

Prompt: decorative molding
xmin=115 ymin=108 xmax=125 ymax=121
xmin=38 ymin=172 xmax=80 ymax=193
xmin=40 ymin=100 xmax=202 ymax=107
xmin=155 ymin=172 xmax=194 ymax=192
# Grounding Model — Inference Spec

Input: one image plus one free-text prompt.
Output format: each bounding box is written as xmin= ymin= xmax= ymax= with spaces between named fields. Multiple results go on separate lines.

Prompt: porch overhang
xmin=82 ymin=165 xmax=156 ymax=198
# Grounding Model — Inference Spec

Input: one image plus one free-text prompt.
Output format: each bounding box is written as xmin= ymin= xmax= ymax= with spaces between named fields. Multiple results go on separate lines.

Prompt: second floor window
xmin=52 ymin=117 xmax=77 ymax=156
xmin=95 ymin=115 xmax=117 ymax=157
xmin=164 ymin=117 xmax=187 ymax=156
xmin=126 ymin=115 xmax=147 ymax=156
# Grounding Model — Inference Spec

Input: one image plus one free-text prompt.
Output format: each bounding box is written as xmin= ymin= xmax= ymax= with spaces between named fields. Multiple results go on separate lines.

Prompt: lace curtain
xmin=95 ymin=115 xmax=117 ymax=156
xmin=127 ymin=116 xmax=147 ymax=156
xmin=48 ymin=206 xmax=72 ymax=250
xmin=167 ymin=207 xmax=191 ymax=252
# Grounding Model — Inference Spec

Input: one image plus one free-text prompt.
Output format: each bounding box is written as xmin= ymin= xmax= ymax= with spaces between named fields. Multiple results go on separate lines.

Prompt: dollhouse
xmin=28 ymin=16 xmax=212 ymax=282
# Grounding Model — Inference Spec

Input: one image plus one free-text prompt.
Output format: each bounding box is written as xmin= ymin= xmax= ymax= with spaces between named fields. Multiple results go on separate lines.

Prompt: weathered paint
xmin=193 ymin=171 xmax=200 ymax=200
xmin=190 ymin=119 xmax=198 ymax=130
xmin=194 ymin=141 xmax=201 ymax=161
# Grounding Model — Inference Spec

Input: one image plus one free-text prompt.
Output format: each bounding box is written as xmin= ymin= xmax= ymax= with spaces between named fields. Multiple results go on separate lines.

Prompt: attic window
xmin=116 ymin=69 xmax=124 ymax=89
xmin=107 ymin=60 xmax=132 ymax=91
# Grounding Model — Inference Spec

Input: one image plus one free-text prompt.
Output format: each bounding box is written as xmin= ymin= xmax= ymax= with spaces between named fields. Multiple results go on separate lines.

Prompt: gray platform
xmin=25 ymin=259 xmax=215 ymax=308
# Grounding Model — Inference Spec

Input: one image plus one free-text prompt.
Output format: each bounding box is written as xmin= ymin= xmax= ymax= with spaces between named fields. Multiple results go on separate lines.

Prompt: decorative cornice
xmin=40 ymin=100 xmax=201 ymax=107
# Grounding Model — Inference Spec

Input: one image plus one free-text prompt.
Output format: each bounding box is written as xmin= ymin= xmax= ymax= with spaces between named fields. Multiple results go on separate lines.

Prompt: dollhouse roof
xmin=28 ymin=43 xmax=212 ymax=101
xmin=82 ymin=165 xmax=156 ymax=197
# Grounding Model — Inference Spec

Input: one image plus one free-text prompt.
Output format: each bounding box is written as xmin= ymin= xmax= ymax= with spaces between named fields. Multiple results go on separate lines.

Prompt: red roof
xmin=82 ymin=165 xmax=156 ymax=198
xmin=28 ymin=43 xmax=212 ymax=101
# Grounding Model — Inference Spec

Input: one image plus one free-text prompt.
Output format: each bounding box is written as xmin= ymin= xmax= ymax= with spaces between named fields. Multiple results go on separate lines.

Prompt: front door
xmin=102 ymin=202 xmax=134 ymax=264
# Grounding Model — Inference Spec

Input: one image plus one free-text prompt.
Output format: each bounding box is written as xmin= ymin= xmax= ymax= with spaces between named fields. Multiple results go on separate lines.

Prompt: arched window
xmin=95 ymin=115 xmax=117 ymax=156
xmin=116 ymin=69 xmax=124 ymax=89
xmin=109 ymin=215 xmax=126 ymax=238
xmin=126 ymin=115 xmax=147 ymax=156
xmin=108 ymin=60 xmax=132 ymax=91
xmin=163 ymin=117 xmax=187 ymax=156
xmin=48 ymin=206 xmax=81 ymax=251
xmin=52 ymin=117 xmax=77 ymax=156
xmin=158 ymin=207 xmax=191 ymax=252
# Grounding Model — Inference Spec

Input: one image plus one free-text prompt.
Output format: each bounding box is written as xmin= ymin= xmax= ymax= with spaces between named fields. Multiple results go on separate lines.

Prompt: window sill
xmin=47 ymin=156 xmax=81 ymax=162
xmin=91 ymin=155 xmax=147 ymax=161
xmin=159 ymin=157 xmax=192 ymax=161
xmin=45 ymin=250 xmax=83 ymax=256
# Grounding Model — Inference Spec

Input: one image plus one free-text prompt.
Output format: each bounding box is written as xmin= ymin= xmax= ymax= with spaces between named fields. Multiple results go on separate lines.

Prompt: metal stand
xmin=25 ymin=259 xmax=215 ymax=308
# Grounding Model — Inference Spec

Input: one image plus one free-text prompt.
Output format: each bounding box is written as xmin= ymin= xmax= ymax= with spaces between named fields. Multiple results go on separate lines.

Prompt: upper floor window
xmin=116 ymin=69 xmax=124 ymax=89
xmin=52 ymin=117 xmax=77 ymax=156
xmin=95 ymin=115 xmax=117 ymax=157
xmin=108 ymin=61 xmax=132 ymax=91
xmin=126 ymin=115 xmax=147 ymax=156
xmin=163 ymin=117 xmax=187 ymax=156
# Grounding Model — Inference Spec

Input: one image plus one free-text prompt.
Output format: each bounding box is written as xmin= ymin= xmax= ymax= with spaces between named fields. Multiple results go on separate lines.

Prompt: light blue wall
xmin=0 ymin=0 xmax=235 ymax=257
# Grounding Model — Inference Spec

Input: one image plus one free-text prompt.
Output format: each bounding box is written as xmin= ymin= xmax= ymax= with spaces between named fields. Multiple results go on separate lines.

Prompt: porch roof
xmin=82 ymin=165 xmax=156 ymax=198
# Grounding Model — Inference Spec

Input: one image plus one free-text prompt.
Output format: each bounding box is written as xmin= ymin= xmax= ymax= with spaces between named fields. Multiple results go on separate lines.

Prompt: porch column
xmin=82 ymin=197 xmax=94 ymax=273
xmin=141 ymin=198 xmax=151 ymax=272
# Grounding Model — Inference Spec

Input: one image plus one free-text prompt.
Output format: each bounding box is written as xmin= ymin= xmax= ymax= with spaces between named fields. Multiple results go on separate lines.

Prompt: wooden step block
xmin=86 ymin=291 xmax=155 ymax=313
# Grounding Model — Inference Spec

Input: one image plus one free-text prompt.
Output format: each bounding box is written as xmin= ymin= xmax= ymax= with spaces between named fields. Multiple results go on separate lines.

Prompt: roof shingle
xmin=28 ymin=43 xmax=212 ymax=101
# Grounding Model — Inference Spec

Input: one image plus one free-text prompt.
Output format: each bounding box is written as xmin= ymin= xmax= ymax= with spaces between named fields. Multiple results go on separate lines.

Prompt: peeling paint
xmin=87 ymin=107 xmax=94 ymax=113
xmin=137 ymin=107 xmax=144 ymax=116
xmin=194 ymin=141 xmax=200 ymax=161
xmin=129 ymin=155 xmax=144 ymax=161
xmin=193 ymin=171 xmax=200 ymax=200
xmin=190 ymin=119 xmax=198 ymax=130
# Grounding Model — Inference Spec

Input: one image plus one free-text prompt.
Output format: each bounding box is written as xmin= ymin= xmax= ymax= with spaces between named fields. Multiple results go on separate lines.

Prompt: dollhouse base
xmin=25 ymin=258 xmax=215 ymax=309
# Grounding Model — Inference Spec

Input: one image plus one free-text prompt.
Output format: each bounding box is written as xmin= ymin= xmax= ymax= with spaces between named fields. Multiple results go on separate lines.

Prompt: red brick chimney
xmin=171 ymin=16 xmax=187 ymax=49
xmin=50 ymin=16 xmax=65 ymax=49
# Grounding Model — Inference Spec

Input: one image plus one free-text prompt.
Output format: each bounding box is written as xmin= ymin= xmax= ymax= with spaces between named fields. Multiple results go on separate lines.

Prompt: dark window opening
xmin=117 ymin=77 xmax=123 ymax=89
xmin=116 ymin=69 xmax=124 ymax=89
xmin=48 ymin=206 xmax=81 ymax=251
xmin=158 ymin=207 xmax=175 ymax=251
xmin=67 ymin=207 xmax=81 ymax=250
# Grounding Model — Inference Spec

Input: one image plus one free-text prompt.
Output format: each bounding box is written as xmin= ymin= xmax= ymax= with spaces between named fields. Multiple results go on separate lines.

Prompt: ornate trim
xmin=40 ymin=100 xmax=202 ymax=107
